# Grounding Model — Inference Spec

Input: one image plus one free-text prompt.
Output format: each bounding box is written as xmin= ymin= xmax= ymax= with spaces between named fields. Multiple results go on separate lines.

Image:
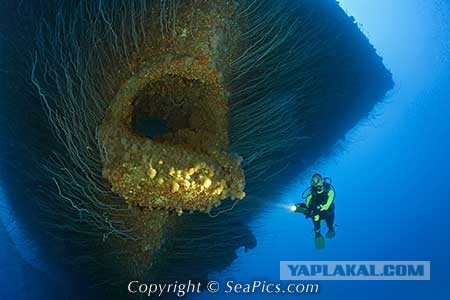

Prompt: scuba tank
xmin=301 ymin=177 xmax=336 ymax=199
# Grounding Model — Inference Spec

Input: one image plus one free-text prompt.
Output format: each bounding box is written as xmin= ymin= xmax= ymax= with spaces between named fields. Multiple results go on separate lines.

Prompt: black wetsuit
xmin=306 ymin=184 xmax=335 ymax=232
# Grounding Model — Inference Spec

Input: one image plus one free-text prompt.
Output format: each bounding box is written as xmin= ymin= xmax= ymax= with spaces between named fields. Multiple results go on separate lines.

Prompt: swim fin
xmin=326 ymin=229 xmax=335 ymax=239
xmin=314 ymin=232 xmax=325 ymax=250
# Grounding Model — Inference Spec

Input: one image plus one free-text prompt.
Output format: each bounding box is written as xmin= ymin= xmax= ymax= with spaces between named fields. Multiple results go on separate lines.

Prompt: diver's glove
xmin=303 ymin=206 xmax=313 ymax=219
xmin=297 ymin=203 xmax=311 ymax=218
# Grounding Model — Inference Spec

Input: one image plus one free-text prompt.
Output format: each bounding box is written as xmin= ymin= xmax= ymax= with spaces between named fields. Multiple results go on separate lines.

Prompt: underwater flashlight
xmin=290 ymin=203 xmax=309 ymax=215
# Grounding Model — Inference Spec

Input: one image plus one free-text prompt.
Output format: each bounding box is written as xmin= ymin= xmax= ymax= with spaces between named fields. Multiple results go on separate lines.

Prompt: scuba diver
xmin=291 ymin=173 xmax=336 ymax=249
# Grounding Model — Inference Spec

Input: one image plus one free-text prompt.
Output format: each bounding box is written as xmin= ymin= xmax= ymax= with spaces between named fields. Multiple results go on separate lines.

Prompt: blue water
xmin=1 ymin=0 xmax=450 ymax=299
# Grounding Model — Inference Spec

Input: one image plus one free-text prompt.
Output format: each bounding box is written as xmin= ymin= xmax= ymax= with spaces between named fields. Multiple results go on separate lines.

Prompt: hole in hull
xmin=132 ymin=113 xmax=169 ymax=138
xmin=131 ymin=75 xmax=195 ymax=142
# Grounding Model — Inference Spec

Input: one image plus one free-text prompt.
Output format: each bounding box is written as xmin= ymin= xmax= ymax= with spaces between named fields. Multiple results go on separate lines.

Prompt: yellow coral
xmin=203 ymin=178 xmax=212 ymax=189
xmin=236 ymin=191 xmax=246 ymax=199
xmin=169 ymin=167 xmax=175 ymax=176
xmin=148 ymin=168 xmax=157 ymax=179
xmin=172 ymin=182 xmax=180 ymax=193
xmin=180 ymin=179 xmax=191 ymax=188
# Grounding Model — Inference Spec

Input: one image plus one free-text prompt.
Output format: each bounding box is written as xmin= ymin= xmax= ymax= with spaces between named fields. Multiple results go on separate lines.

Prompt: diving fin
xmin=326 ymin=229 xmax=335 ymax=239
xmin=314 ymin=232 xmax=325 ymax=250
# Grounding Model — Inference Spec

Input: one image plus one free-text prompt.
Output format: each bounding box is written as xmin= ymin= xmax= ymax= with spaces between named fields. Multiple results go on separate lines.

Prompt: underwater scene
xmin=0 ymin=0 xmax=449 ymax=299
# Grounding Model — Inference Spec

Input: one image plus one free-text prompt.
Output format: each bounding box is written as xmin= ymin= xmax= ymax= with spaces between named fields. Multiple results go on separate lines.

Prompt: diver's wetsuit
xmin=305 ymin=184 xmax=335 ymax=232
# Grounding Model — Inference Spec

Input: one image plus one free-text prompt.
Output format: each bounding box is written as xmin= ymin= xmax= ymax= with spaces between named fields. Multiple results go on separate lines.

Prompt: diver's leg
xmin=313 ymin=218 xmax=325 ymax=249
xmin=325 ymin=211 xmax=335 ymax=230
xmin=325 ymin=211 xmax=335 ymax=239
xmin=313 ymin=219 xmax=320 ymax=232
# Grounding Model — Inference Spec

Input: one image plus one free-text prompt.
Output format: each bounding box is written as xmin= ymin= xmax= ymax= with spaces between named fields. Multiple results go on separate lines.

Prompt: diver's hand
xmin=319 ymin=205 xmax=327 ymax=212
xmin=304 ymin=209 xmax=312 ymax=219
